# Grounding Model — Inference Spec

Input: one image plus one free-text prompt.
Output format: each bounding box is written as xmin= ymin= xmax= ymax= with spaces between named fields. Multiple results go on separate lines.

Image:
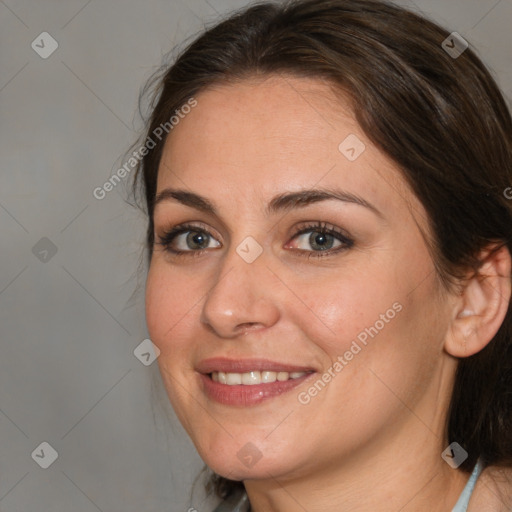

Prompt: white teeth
xmin=211 ymin=370 xmax=307 ymax=385
xmin=261 ymin=371 xmax=277 ymax=383
xmin=241 ymin=371 xmax=261 ymax=385
xmin=226 ymin=372 xmax=242 ymax=385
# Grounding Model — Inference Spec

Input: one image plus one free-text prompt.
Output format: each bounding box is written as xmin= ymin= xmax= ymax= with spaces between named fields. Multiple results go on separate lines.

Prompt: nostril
xmin=238 ymin=322 xmax=261 ymax=333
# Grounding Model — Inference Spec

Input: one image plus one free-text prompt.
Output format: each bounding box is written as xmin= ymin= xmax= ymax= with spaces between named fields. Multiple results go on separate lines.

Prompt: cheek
xmin=144 ymin=262 xmax=198 ymax=353
xmin=296 ymin=281 xmax=437 ymax=421
xmin=291 ymin=261 xmax=442 ymax=402
xmin=145 ymin=263 xmax=201 ymax=430
xmin=144 ymin=265 xmax=168 ymax=347
xmin=290 ymin=270 xmax=398 ymax=358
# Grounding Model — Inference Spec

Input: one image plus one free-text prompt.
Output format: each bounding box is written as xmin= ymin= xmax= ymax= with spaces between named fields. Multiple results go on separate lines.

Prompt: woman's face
xmin=145 ymin=75 xmax=457 ymax=481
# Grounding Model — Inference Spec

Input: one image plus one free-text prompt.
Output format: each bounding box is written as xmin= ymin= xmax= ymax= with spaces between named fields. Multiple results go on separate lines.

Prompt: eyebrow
xmin=153 ymin=187 xmax=383 ymax=218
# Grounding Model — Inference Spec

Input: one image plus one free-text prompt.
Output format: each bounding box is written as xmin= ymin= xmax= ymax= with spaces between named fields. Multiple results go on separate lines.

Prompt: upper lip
xmin=196 ymin=357 xmax=316 ymax=374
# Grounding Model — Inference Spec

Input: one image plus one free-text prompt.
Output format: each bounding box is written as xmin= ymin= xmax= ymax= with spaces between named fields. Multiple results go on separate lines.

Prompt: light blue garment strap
xmin=451 ymin=459 xmax=483 ymax=512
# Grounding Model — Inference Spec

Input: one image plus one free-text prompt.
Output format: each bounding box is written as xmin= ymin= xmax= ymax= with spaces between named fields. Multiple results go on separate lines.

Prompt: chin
xmin=206 ymin=457 xmax=279 ymax=482
xmin=194 ymin=436 xmax=260 ymax=473
xmin=196 ymin=437 xmax=304 ymax=483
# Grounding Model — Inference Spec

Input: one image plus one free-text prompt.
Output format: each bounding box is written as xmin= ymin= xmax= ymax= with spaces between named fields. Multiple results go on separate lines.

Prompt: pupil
xmin=188 ymin=231 xmax=207 ymax=249
xmin=311 ymin=232 xmax=333 ymax=250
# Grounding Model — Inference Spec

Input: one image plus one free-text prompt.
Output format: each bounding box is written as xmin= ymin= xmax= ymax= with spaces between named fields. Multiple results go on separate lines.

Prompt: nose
xmin=200 ymin=246 xmax=280 ymax=338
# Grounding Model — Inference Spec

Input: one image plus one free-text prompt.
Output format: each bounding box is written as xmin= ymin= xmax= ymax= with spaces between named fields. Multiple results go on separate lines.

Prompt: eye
xmin=293 ymin=230 xmax=341 ymax=251
xmin=155 ymin=223 xmax=221 ymax=256
xmin=285 ymin=221 xmax=354 ymax=258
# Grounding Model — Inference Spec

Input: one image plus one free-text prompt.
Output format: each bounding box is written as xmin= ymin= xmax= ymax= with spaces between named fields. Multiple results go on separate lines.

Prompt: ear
xmin=445 ymin=244 xmax=512 ymax=358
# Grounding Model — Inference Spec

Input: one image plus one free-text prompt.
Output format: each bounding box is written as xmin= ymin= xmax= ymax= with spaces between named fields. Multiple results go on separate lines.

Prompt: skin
xmin=145 ymin=74 xmax=511 ymax=511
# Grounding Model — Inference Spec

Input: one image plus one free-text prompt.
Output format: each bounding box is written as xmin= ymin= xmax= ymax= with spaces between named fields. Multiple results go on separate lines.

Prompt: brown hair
xmin=130 ymin=0 xmax=512 ymax=500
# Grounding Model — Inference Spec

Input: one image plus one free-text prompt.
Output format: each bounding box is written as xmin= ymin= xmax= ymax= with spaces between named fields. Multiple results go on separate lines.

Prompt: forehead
xmin=156 ymin=74 xmax=423 ymax=224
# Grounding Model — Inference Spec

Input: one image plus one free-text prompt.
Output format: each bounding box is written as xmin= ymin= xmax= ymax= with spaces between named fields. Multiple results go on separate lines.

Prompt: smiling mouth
xmin=210 ymin=370 xmax=311 ymax=385
xmin=196 ymin=357 xmax=317 ymax=405
xmin=200 ymin=370 xmax=315 ymax=406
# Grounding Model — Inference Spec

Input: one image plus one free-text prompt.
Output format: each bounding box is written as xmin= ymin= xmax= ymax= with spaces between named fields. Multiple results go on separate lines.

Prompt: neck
xmin=243 ymin=435 xmax=471 ymax=512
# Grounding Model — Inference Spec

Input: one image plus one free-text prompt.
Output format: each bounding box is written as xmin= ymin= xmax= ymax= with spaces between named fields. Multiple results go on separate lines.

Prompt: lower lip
xmin=199 ymin=372 xmax=314 ymax=406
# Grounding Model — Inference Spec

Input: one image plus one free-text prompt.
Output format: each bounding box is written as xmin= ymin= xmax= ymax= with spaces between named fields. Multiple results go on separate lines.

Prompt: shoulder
xmin=467 ymin=464 xmax=512 ymax=511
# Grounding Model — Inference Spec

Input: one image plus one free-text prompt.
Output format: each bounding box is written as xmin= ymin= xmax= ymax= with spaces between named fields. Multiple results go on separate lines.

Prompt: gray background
xmin=0 ymin=0 xmax=510 ymax=511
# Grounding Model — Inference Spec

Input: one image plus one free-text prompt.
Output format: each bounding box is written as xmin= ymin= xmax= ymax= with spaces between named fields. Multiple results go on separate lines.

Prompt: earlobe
xmin=445 ymin=244 xmax=512 ymax=359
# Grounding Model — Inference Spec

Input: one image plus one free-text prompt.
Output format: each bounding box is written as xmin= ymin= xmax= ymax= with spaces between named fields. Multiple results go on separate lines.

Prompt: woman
xmin=130 ymin=0 xmax=512 ymax=510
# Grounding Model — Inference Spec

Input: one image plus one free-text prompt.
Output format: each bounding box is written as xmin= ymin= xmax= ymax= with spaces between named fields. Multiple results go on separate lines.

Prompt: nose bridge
xmin=200 ymin=239 xmax=280 ymax=337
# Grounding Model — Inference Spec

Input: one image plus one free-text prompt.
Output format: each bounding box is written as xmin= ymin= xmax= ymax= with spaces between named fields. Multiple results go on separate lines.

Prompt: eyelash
xmin=155 ymin=221 xmax=354 ymax=260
